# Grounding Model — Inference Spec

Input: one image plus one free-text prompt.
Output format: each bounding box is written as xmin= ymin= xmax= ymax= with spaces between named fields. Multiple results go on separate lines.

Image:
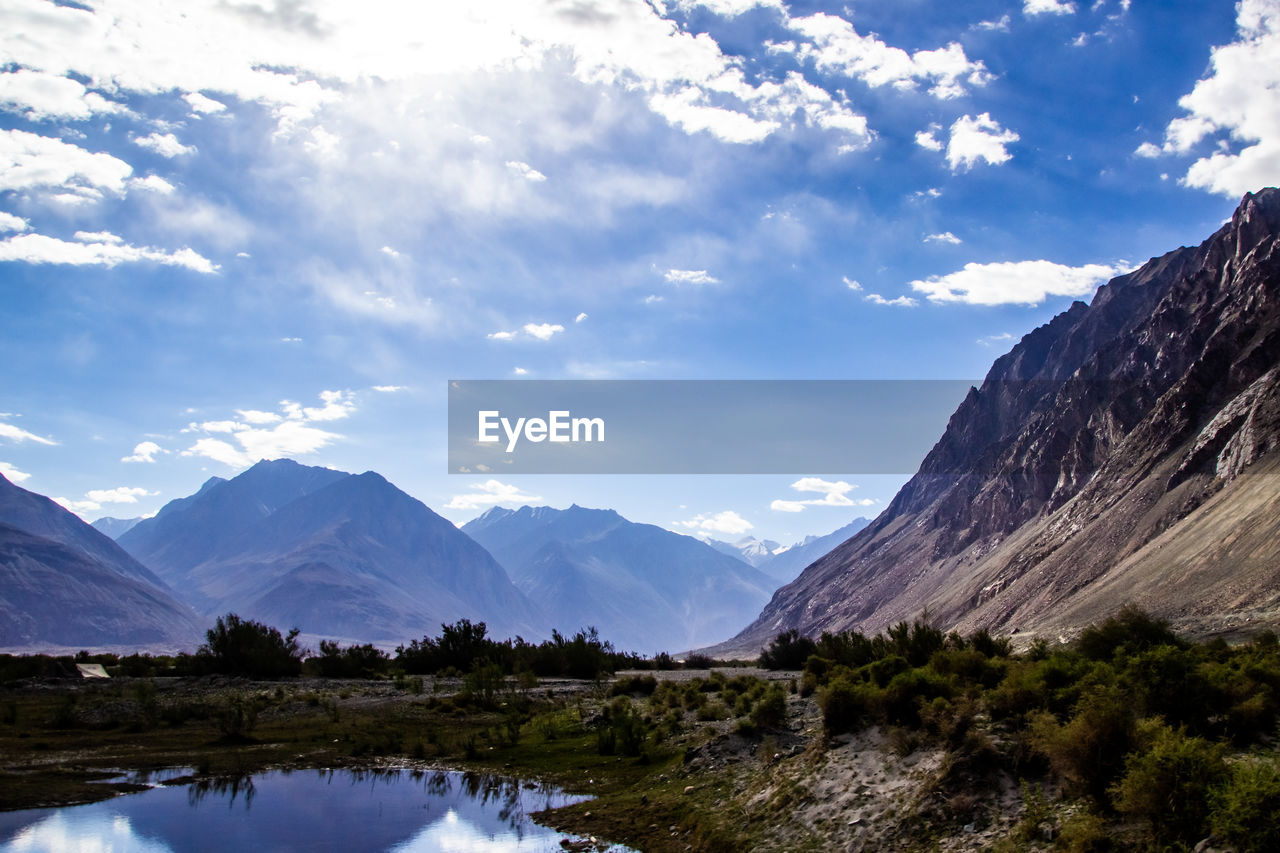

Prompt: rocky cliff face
xmin=719 ymin=188 xmax=1280 ymax=654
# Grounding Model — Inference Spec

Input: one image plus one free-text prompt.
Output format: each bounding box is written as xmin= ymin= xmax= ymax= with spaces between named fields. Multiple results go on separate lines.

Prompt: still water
xmin=0 ymin=768 xmax=629 ymax=852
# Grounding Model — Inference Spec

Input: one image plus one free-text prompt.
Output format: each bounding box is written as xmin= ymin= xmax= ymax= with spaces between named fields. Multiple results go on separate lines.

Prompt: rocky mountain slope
xmin=118 ymin=460 xmax=546 ymax=644
xmin=719 ymin=188 xmax=1280 ymax=654
xmin=0 ymin=474 xmax=202 ymax=649
xmin=463 ymin=505 xmax=775 ymax=653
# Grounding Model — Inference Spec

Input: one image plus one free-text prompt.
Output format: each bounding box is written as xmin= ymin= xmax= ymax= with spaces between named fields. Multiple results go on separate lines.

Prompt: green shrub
xmin=750 ymin=686 xmax=787 ymax=731
xmin=759 ymin=629 xmax=817 ymax=670
xmin=1030 ymin=684 xmax=1137 ymax=803
xmin=1211 ymin=758 xmax=1280 ymax=850
xmin=199 ymin=613 xmax=303 ymax=678
xmin=819 ymin=677 xmax=870 ymax=735
xmin=1077 ymin=605 xmax=1181 ymax=662
xmin=1112 ymin=720 xmax=1225 ymax=843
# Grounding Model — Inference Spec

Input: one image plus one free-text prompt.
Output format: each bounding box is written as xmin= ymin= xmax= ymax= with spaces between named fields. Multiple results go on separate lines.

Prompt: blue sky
xmin=1 ymin=0 xmax=1276 ymax=547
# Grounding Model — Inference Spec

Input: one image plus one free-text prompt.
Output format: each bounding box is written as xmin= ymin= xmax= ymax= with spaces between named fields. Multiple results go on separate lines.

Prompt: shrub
xmin=1076 ymin=605 xmax=1181 ymax=662
xmin=1211 ymin=758 xmax=1280 ymax=850
xmin=750 ymin=686 xmax=787 ymax=731
xmin=199 ymin=613 xmax=303 ymax=678
xmin=313 ymin=640 xmax=390 ymax=678
xmin=759 ymin=629 xmax=817 ymax=670
xmin=608 ymin=674 xmax=657 ymax=697
xmin=819 ymin=677 xmax=870 ymax=735
xmin=1112 ymin=720 xmax=1225 ymax=843
xmin=1030 ymin=684 xmax=1137 ymax=803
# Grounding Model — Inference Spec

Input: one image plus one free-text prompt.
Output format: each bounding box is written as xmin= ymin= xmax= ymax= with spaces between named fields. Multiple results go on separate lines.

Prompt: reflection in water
xmin=0 ymin=768 xmax=629 ymax=852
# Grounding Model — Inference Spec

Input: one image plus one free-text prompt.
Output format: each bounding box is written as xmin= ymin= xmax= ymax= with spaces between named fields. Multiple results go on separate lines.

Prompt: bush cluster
xmin=779 ymin=605 xmax=1280 ymax=848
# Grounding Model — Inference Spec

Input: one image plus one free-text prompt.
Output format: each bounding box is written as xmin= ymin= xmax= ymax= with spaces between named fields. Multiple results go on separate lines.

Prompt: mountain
xmin=118 ymin=460 xmax=546 ymax=644
xmin=91 ymin=516 xmax=143 ymax=539
xmin=462 ymin=505 xmax=775 ymax=653
xmin=755 ymin=518 xmax=870 ymax=584
xmin=706 ymin=535 xmax=782 ymax=567
xmin=719 ymin=188 xmax=1280 ymax=654
xmin=0 ymin=474 xmax=202 ymax=649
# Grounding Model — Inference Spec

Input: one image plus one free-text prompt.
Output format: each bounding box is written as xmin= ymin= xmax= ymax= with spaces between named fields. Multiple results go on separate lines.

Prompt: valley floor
xmin=0 ymin=666 xmax=1264 ymax=851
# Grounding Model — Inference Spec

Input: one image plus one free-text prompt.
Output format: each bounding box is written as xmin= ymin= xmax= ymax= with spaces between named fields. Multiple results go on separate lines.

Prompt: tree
xmin=200 ymin=613 xmax=303 ymax=678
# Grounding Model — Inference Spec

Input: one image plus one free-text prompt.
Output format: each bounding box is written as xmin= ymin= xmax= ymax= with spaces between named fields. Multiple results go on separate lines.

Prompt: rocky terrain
xmin=721 ymin=188 xmax=1280 ymax=655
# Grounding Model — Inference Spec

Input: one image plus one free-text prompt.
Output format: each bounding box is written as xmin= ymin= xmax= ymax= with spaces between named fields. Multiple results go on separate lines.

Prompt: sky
xmin=1 ymin=0 xmax=1277 ymax=548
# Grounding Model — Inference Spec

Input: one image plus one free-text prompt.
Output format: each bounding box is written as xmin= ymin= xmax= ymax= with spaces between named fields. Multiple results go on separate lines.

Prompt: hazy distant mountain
xmin=118 ymin=460 xmax=546 ymax=644
xmin=0 ymin=474 xmax=201 ymax=649
xmin=462 ymin=505 xmax=774 ymax=653
xmin=91 ymin=516 xmax=143 ymax=539
xmin=706 ymin=535 xmax=782 ymax=567
xmin=718 ymin=189 xmax=1280 ymax=655
xmin=756 ymin=518 xmax=870 ymax=583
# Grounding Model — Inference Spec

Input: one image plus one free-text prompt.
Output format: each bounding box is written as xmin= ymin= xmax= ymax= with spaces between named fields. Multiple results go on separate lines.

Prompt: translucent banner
xmin=447 ymin=380 xmax=977 ymax=474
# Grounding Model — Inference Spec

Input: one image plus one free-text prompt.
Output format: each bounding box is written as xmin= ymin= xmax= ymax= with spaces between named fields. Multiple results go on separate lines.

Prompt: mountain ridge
xmin=716 ymin=188 xmax=1280 ymax=654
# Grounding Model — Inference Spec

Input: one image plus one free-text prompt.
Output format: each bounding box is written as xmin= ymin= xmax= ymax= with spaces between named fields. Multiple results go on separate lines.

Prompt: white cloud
xmin=1159 ymin=0 xmax=1280 ymax=196
xmin=910 ymin=259 xmax=1122 ymax=305
xmin=180 ymin=390 xmax=355 ymax=468
xmin=789 ymin=13 xmax=992 ymax=100
xmin=842 ymin=276 xmax=862 ymax=291
xmin=506 ymin=160 xmax=547 ymax=182
xmin=924 ymin=231 xmax=962 ymax=245
xmin=236 ymin=409 xmax=283 ymax=424
xmin=0 ymin=0 xmax=870 ymax=154
xmin=0 ymin=211 xmax=28 ymax=232
xmin=372 ymin=385 xmax=405 ymax=393
xmin=85 ymin=486 xmax=156 ymax=504
xmin=281 ymin=336 xmax=302 ymax=343
xmin=915 ymin=125 xmax=944 ymax=151
xmin=0 ymin=233 xmax=218 ymax=273
xmin=1024 ymin=0 xmax=1076 ymax=16
xmin=121 ymin=441 xmax=167 ymax=463
xmin=73 ymin=230 xmax=122 ymax=244
xmin=675 ymin=509 xmax=754 ymax=535
xmin=513 ymin=366 xmax=529 ymax=375
xmin=0 ymin=461 xmax=31 ymax=483
xmin=379 ymin=245 xmax=400 ymax=258
xmin=977 ymin=332 xmax=1015 ymax=347
xmin=0 ymin=419 xmax=56 ymax=445
xmin=522 ymin=322 xmax=564 ymax=341
xmin=445 ymin=479 xmax=542 ymax=510
xmin=132 ymin=132 xmax=195 ymax=158
xmin=0 ymin=69 xmax=125 ymax=120
xmin=1134 ymin=141 xmax=1163 ymax=158
xmin=488 ymin=330 xmax=518 ymax=341
xmin=644 ymin=294 xmax=664 ymax=304
xmin=946 ymin=113 xmax=1020 ymax=170
xmin=664 ymin=268 xmax=719 ymax=285
xmin=52 ymin=496 xmax=101 ymax=514
xmin=129 ymin=174 xmax=176 ymax=194
xmin=770 ymin=477 xmax=874 ymax=512
xmin=864 ymin=293 xmax=918 ymax=307
xmin=974 ymin=15 xmax=1012 ymax=32
xmin=574 ymin=312 xmax=588 ymax=323
xmin=55 ymin=485 xmax=158 ymax=515
xmin=0 ymin=129 xmax=132 ymax=199
xmin=183 ymin=91 xmax=226 ymax=114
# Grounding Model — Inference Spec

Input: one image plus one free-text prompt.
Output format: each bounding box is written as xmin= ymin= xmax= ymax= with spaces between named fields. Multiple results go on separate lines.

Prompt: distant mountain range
xmin=463 ymin=505 xmax=775 ymax=653
xmin=706 ymin=535 xmax=781 ymax=567
xmin=753 ymin=518 xmax=870 ymax=584
xmin=719 ymin=188 xmax=1280 ymax=655
xmin=90 ymin=516 xmax=143 ymax=539
xmin=118 ymin=459 xmax=547 ymax=644
xmin=0 ymin=473 xmax=201 ymax=649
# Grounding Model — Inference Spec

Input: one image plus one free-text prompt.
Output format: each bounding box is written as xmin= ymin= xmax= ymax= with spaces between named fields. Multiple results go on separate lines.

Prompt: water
xmin=0 ymin=768 xmax=629 ymax=852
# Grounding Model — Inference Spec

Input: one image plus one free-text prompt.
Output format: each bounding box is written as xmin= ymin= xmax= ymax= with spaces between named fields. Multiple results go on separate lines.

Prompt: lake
xmin=0 ymin=768 xmax=630 ymax=852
